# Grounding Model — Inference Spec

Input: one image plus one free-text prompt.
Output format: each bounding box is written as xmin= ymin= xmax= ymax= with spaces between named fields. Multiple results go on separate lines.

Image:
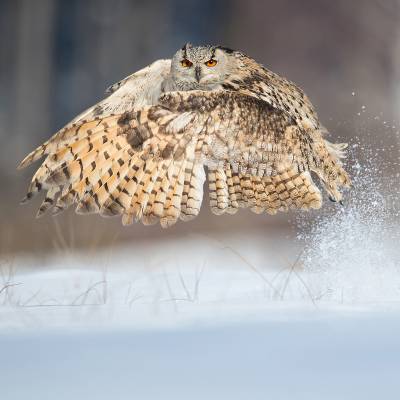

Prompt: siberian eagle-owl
xmin=19 ymin=44 xmax=350 ymax=228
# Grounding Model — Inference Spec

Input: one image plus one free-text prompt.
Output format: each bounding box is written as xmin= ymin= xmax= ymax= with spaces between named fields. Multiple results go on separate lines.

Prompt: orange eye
xmin=181 ymin=59 xmax=193 ymax=68
xmin=205 ymin=59 xmax=217 ymax=67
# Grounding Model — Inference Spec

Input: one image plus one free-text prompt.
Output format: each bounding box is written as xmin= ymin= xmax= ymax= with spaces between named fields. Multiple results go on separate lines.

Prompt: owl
xmin=18 ymin=43 xmax=350 ymax=228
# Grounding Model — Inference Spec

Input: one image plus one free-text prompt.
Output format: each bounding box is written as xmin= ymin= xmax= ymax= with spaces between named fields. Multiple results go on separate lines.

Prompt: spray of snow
xmin=297 ymin=139 xmax=400 ymax=305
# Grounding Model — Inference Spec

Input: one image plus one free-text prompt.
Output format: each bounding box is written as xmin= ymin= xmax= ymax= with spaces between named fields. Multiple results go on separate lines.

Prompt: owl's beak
xmin=195 ymin=66 xmax=201 ymax=82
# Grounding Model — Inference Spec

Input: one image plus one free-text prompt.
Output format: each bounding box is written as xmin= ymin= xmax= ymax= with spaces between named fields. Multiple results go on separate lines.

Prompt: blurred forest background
xmin=1 ymin=0 xmax=399 ymax=255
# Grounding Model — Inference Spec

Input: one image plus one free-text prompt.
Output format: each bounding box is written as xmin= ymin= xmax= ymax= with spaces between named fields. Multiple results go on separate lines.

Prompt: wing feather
xmin=19 ymin=90 xmax=349 ymax=227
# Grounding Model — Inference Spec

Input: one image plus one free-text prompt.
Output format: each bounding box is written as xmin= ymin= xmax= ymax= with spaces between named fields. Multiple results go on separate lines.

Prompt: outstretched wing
xmin=18 ymin=59 xmax=171 ymax=170
xmin=19 ymin=90 xmax=350 ymax=227
xmin=78 ymin=59 xmax=171 ymax=119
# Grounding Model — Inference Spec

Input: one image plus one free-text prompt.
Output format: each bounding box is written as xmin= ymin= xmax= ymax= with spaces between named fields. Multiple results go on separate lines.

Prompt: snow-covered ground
xmin=2 ymin=313 xmax=400 ymax=400
xmin=1 ymin=226 xmax=399 ymax=332
xmin=1 ymin=143 xmax=400 ymax=399
xmin=2 ymin=239 xmax=400 ymax=400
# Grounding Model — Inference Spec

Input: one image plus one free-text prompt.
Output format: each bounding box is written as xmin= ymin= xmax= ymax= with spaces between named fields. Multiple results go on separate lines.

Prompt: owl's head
xmin=170 ymin=43 xmax=236 ymax=90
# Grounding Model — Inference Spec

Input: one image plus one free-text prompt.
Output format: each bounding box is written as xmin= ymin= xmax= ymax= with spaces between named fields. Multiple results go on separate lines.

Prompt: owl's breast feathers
xmin=18 ymin=55 xmax=350 ymax=227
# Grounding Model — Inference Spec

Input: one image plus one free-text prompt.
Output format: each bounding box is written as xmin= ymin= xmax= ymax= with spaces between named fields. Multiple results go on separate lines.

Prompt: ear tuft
xmin=181 ymin=42 xmax=192 ymax=52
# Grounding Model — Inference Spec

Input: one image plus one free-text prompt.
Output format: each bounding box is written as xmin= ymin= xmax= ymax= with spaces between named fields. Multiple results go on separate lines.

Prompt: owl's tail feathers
xmin=208 ymin=165 xmax=322 ymax=216
xmin=208 ymin=165 xmax=242 ymax=216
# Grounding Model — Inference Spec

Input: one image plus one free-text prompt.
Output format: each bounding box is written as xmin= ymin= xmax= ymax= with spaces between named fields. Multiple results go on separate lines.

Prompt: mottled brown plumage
xmin=18 ymin=45 xmax=350 ymax=227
